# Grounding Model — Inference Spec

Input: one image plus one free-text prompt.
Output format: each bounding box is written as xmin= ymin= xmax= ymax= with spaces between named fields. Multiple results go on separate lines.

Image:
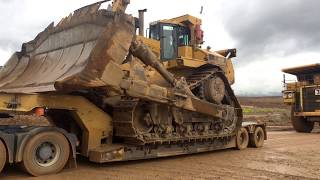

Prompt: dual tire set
xmin=0 ymin=131 xmax=70 ymax=176
xmin=236 ymin=127 xmax=265 ymax=150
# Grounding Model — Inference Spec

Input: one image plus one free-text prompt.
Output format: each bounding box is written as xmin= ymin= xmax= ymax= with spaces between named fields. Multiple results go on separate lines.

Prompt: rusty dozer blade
xmin=0 ymin=1 xmax=135 ymax=93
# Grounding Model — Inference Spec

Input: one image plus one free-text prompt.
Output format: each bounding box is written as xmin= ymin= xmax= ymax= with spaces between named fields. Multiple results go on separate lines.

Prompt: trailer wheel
xmin=249 ymin=127 xmax=265 ymax=148
xmin=0 ymin=140 xmax=6 ymax=173
xmin=22 ymin=131 xmax=70 ymax=176
xmin=236 ymin=128 xmax=249 ymax=150
xmin=291 ymin=108 xmax=314 ymax=133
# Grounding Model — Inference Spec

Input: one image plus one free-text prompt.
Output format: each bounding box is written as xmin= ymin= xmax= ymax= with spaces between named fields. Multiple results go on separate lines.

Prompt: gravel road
xmin=2 ymin=130 xmax=320 ymax=180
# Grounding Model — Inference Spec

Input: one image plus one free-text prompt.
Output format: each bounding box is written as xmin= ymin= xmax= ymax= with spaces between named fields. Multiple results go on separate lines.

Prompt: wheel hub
xmin=256 ymin=131 xmax=262 ymax=141
xmin=35 ymin=142 xmax=60 ymax=167
xmin=239 ymin=134 xmax=244 ymax=144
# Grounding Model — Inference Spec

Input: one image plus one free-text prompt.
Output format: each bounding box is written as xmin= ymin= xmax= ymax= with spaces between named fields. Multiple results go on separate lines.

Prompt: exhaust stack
xmin=138 ymin=9 xmax=147 ymax=36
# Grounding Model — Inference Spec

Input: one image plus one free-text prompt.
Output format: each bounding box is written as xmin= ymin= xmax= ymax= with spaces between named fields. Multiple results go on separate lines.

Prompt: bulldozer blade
xmin=0 ymin=2 xmax=135 ymax=93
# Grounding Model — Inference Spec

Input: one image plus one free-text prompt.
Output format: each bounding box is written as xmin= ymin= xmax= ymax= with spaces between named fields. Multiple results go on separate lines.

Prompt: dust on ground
xmin=0 ymin=115 xmax=51 ymax=126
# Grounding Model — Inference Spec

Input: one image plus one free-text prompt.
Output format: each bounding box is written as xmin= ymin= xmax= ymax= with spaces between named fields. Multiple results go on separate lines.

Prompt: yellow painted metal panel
xmin=0 ymin=94 xmax=112 ymax=156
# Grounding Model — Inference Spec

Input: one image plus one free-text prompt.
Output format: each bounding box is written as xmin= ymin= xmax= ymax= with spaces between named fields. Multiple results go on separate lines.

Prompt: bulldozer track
xmin=113 ymin=66 xmax=241 ymax=146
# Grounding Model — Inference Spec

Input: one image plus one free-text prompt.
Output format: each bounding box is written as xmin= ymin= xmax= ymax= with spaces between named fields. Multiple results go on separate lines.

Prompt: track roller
xmin=21 ymin=131 xmax=70 ymax=176
xmin=236 ymin=127 xmax=249 ymax=150
xmin=203 ymin=75 xmax=226 ymax=103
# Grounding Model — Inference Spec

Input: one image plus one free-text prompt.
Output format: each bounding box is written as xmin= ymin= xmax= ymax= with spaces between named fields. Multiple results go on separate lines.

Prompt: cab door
xmin=160 ymin=24 xmax=178 ymax=61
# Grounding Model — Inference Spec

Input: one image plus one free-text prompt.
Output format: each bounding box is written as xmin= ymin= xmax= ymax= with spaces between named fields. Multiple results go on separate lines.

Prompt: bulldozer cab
xmin=149 ymin=22 xmax=190 ymax=61
xmin=148 ymin=15 xmax=202 ymax=61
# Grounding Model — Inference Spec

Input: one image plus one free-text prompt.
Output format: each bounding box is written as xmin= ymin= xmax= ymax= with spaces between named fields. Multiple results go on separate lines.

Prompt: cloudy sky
xmin=0 ymin=0 xmax=319 ymax=96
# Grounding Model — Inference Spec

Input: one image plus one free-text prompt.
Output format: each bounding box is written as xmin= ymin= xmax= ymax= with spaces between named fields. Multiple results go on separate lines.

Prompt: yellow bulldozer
xmin=0 ymin=0 xmax=266 ymax=176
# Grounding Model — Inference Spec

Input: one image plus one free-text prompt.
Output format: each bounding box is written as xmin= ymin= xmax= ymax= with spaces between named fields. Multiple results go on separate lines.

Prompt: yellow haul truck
xmin=283 ymin=63 xmax=320 ymax=132
xmin=0 ymin=0 xmax=266 ymax=176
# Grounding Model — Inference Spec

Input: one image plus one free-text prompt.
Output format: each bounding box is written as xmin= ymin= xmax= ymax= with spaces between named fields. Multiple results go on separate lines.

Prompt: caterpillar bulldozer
xmin=0 ymin=0 xmax=266 ymax=176
xmin=282 ymin=63 xmax=320 ymax=132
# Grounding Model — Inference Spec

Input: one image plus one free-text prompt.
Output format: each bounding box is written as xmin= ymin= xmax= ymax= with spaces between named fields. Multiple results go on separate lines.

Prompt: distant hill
xmin=238 ymin=96 xmax=288 ymax=109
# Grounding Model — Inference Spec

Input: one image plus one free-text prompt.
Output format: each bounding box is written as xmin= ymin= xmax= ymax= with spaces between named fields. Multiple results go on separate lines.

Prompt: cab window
xmin=161 ymin=25 xmax=177 ymax=60
xmin=149 ymin=24 xmax=160 ymax=40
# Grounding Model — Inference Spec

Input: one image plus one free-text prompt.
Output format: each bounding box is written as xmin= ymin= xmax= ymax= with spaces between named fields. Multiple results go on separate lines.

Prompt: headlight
xmin=283 ymin=93 xmax=288 ymax=99
xmin=287 ymin=93 xmax=294 ymax=98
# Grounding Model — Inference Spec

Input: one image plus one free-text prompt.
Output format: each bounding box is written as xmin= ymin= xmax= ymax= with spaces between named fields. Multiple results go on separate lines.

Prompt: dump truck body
xmin=0 ymin=0 xmax=266 ymax=176
xmin=282 ymin=63 xmax=320 ymax=132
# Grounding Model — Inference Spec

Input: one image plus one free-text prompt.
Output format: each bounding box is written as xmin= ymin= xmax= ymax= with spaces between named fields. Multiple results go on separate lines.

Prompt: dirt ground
xmin=1 ymin=130 xmax=320 ymax=180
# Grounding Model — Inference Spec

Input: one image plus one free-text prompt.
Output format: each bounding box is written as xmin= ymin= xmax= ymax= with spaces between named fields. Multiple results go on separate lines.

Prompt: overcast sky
xmin=0 ymin=0 xmax=319 ymax=96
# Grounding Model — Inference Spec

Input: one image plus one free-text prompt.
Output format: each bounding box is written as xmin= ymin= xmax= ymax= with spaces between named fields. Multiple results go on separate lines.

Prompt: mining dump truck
xmin=0 ymin=0 xmax=266 ymax=176
xmin=283 ymin=63 xmax=320 ymax=133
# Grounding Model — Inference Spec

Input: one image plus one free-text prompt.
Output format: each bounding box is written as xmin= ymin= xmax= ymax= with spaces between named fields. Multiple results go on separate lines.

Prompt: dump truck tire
xmin=0 ymin=140 xmax=6 ymax=173
xmin=291 ymin=108 xmax=314 ymax=133
xmin=249 ymin=127 xmax=265 ymax=148
xmin=22 ymin=131 xmax=70 ymax=176
xmin=236 ymin=128 xmax=249 ymax=150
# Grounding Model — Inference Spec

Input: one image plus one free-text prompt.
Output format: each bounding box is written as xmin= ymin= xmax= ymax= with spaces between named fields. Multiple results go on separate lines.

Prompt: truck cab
xmin=282 ymin=63 xmax=320 ymax=132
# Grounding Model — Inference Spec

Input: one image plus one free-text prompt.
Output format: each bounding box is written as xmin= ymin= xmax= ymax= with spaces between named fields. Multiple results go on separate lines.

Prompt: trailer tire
xmin=236 ymin=128 xmax=249 ymax=150
xmin=22 ymin=131 xmax=70 ymax=176
xmin=291 ymin=108 xmax=314 ymax=133
xmin=249 ymin=127 xmax=264 ymax=148
xmin=0 ymin=140 xmax=6 ymax=173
